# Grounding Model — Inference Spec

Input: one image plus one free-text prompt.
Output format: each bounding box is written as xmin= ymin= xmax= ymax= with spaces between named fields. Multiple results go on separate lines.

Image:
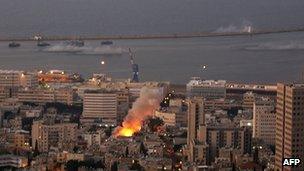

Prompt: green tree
xmin=129 ymin=160 xmax=143 ymax=171
xmin=65 ymin=160 xmax=80 ymax=171
xmin=139 ymin=142 xmax=148 ymax=156
xmin=125 ymin=146 xmax=129 ymax=157
xmin=33 ymin=140 xmax=39 ymax=157
xmin=147 ymin=117 xmax=164 ymax=132
xmin=111 ymin=161 xmax=118 ymax=171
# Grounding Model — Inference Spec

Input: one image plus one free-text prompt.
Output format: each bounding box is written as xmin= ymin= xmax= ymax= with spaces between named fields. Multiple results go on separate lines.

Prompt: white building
xmin=82 ymin=90 xmax=118 ymax=125
xmin=18 ymin=88 xmax=75 ymax=105
xmin=253 ymin=97 xmax=276 ymax=145
xmin=186 ymin=77 xmax=226 ymax=99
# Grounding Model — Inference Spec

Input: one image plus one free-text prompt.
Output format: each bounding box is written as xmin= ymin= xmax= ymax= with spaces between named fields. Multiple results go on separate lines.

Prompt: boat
xmin=8 ymin=42 xmax=21 ymax=48
xmin=65 ymin=40 xmax=84 ymax=47
xmin=101 ymin=40 xmax=113 ymax=45
xmin=37 ymin=41 xmax=50 ymax=47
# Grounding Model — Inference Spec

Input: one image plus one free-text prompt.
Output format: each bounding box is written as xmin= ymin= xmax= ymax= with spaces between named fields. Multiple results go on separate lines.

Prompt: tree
xmin=139 ymin=142 xmax=148 ymax=156
xmin=3 ymin=111 xmax=14 ymax=120
xmin=33 ymin=140 xmax=39 ymax=157
xmin=95 ymin=160 xmax=105 ymax=169
xmin=104 ymin=127 xmax=113 ymax=137
xmin=147 ymin=117 xmax=164 ymax=132
xmin=73 ymin=146 xmax=80 ymax=153
xmin=66 ymin=159 xmax=105 ymax=170
xmin=65 ymin=160 xmax=80 ymax=171
xmin=111 ymin=161 xmax=118 ymax=171
xmin=129 ymin=160 xmax=143 ymax=171
xmin=125 ymin=146 xmax=129 ymax=157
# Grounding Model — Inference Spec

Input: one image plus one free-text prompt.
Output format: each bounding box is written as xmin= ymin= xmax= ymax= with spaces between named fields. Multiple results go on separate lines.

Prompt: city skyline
xmin=0 ymin=0 xmax=304 ymax=170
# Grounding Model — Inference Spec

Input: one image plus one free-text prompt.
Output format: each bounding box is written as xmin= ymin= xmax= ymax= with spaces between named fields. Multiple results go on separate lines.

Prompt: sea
xmin=0 ymin=0 xmax=304 ymax=84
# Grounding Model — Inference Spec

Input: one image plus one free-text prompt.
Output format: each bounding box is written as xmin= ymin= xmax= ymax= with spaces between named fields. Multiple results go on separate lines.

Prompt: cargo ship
xmin=37 ymin=41 xmax=50 ymax=47
xmin=101 ymin=40 xmax=113 ymax=45
xmin=8 ymin=42 xmax=21 ymax=48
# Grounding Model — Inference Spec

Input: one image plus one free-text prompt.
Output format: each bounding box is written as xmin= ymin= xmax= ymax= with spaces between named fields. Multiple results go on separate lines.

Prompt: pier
xmin=1 ymin=27 xmax=304 ymax=42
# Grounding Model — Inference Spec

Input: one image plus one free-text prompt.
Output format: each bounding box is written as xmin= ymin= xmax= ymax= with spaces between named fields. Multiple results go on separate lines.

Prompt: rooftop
xmin=0 ymin=70 xmax=23 ymax=74
xmin=187 ymin=77 xmax=226 ymax=87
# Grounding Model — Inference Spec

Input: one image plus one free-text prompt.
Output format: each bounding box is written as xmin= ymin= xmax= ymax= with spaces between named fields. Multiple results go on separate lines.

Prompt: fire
xmin=117 ymin=127 xmax=136 ymax=137
xmin=112 ymin=87 xmax=162 ymax=138
xmin=114 ymin=119 xmax=142 ymax=137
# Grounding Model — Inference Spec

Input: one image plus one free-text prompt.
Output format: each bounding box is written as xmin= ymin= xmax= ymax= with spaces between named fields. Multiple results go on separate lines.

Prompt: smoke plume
xmin=113 ymin=87 xmax=162 ymax=137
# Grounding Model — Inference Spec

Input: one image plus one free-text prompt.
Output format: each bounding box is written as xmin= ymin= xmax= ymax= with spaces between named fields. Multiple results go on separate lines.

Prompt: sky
xmin=0 ymin=0 xmax=304 ymax=37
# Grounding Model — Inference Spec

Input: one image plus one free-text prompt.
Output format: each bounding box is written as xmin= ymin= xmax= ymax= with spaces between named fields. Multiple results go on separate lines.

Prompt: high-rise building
xmin=253 ymin=97 xmax=276 ymax=145
xmin=82 ymin=90 xmax=118 ymax=125
xmin=32 ymin=120 xmax=78 ymax=152
xmin=206 ymin=126 xmax=252 ymax=162
xmin=275 ymin=83 xmax=304 ymax=171
xmin=188 ymin=139 xmax=209 ymax=165
xmin=187 ymin=97 xmax=205 ymax=146
xmin=187 ymin=98 xmax=209 ymax=164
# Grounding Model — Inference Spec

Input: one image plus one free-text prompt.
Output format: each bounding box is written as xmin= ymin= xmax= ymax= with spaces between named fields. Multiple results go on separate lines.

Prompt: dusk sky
xmin=0 ymin=0 xmax=304 ymax=36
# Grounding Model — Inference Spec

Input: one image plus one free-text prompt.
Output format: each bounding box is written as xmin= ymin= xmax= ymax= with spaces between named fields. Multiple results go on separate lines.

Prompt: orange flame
xmin=114 ymin=119 xmax=142 ymax=137
xmin=112 ymin=87 xmax=161 ymax=138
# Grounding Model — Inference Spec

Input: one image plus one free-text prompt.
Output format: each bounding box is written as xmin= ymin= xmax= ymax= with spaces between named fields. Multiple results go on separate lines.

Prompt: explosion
xmin=116 ymin=120 xmax=141 ymax=137
xmin=113 ymin=87 xmax=161 ymax=137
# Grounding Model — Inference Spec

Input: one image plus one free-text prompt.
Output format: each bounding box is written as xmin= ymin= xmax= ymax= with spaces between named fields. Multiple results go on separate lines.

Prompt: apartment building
xmin=275 ymin=83 xmax=304 ymax=171
xmin=253 ymin=97 xmax=276 ymax=145
xmin=31 ymin=120 xmax=78 ymax=152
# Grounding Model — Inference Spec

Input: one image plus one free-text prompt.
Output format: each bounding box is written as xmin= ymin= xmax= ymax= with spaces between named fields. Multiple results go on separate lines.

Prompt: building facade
xmin=275 ymin=83 xmax=304 ymax=171
xmin=155 ymin=110 xmax=176 ymax=126
xmin=32 ymin=120 xmax=78 ymax=152
xmin=18 ymin=88 xmax=75 ymax=105
xmin=186 ymin=77 xmax=226 ymax=99
xmin=206 ymin=126 xmax=252 ymax=162
xmin=187 ymin=97 xmax=205 ymax=146
xmin=0 ymin=70 xmax=38 ymax=88
xmin=82 ymin=90 xmax=118 ymax=125
xmin=253 ymin=97 xmax=276 ymax=145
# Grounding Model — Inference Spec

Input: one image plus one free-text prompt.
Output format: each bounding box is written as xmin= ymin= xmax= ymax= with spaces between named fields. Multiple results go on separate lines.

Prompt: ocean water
xmin=1 ymin=32 xmax=304 ymax=84
xmin=0 ymin=0 xmax=304 ymax=84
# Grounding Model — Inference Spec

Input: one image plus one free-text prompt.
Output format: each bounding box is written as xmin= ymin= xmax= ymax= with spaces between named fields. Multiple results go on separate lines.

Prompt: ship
xmin=37 ymin=41 xmax=50 ymax=47
xmin=101 ymin=40 xmax=113 ymax=45
xmin=8 ymin=42 xmax=21 ymax=48
xmin=34 ymin=35 xmax=50 ymax=47
xmin=64 ymin=40 xmax=85 ymax=47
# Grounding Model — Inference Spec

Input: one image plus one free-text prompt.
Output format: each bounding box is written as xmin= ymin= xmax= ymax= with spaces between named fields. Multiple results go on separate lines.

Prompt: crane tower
xmin=129 ymin=48 xmax=139 ymax=82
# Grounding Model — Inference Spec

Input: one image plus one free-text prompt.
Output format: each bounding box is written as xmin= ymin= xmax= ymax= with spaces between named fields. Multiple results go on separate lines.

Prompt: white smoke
xmin=125 ymin=87 xmax=162 ymax=122
xmin=113 ymin=87 xmax=162 ymax=135
xmin=215 ymin=20 xmax=253 ymax=33
xmin=44 ymin=43 xmax=126 ymax=55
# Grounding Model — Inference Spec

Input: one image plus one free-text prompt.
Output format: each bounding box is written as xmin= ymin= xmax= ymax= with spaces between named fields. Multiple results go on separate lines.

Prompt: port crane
xmin=128 ymin=48 xmax=139 ymax=82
